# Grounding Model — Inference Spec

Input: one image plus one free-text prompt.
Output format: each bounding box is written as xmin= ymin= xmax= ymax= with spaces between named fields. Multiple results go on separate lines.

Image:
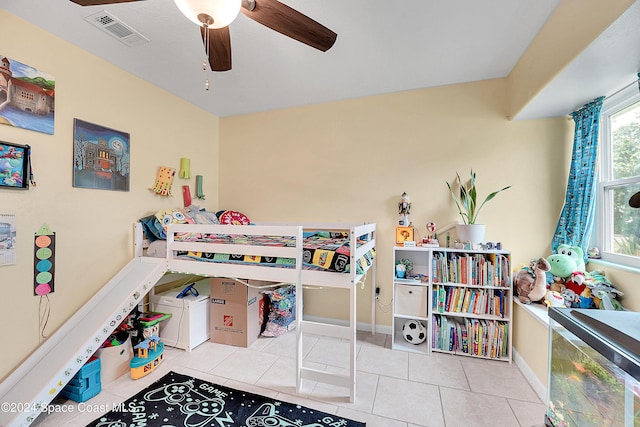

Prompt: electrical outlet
xmin=375 ymin=287 xmax=380 ymax=300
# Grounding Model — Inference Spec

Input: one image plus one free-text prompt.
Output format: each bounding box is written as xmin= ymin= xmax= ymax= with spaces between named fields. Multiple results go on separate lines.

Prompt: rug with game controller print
xmin=87 ymin=371 xmax=366 ymax=427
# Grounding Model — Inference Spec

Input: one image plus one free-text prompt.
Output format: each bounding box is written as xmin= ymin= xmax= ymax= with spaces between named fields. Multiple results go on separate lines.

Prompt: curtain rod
xmin=567 ymin=72 xmax=640 ymax=119
xmin=605 ymin=72 xmax=640 ymax=100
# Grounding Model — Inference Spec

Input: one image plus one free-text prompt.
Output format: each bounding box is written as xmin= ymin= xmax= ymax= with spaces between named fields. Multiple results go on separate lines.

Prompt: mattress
xmin=148 ymin=231 xmax=375 ymax=274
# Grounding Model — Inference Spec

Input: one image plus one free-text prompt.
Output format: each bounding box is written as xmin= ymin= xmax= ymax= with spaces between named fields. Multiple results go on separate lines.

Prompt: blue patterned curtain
xmin=551 ymin=96 xmax=605 ymax=258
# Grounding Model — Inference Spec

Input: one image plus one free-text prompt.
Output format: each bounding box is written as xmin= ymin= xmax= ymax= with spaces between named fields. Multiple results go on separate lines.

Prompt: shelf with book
xmin=391 ymin=246 xmax=512 ymax=362
xmin=392 ymin=246 xmax=431 ymax=354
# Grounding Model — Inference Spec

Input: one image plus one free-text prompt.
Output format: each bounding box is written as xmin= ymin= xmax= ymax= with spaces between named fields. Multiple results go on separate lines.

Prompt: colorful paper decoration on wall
xmin=151 ymin=166 xmax=175 ymax=196
xmin=179 ymin=158 xmax=191 ymax=179
xmin=182 ymin=185 xmax=192 ymax=207
xmin=195 ymin=175 xmax=205 ymax=199
xmin=34 ymin=223 xmax=55 ymax=296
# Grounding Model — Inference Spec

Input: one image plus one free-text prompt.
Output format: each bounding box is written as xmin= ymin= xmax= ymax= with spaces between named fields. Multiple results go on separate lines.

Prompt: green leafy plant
xmin=446 ymin=169 xmax=511 ymax=224
xmin=396 ymin=258 xmax=413 ymax=274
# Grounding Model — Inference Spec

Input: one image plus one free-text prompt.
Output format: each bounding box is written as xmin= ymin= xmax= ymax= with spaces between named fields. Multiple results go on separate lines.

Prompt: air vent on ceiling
xmin=84 ymin=11 xmax=150 ymax=47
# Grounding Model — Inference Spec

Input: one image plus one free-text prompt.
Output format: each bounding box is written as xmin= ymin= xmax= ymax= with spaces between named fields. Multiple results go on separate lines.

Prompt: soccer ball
xmin=402 ymin=319 xmax=426 ymax=344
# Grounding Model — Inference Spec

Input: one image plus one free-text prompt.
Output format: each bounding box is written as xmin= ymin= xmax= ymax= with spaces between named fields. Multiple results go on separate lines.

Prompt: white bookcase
xmin=392 ymin=246 xmax=513 ymax=362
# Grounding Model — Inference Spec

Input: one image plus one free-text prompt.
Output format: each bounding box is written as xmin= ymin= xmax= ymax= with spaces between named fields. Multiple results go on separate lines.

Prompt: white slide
xmin=0 ymin=257 xmax=167 ymax=427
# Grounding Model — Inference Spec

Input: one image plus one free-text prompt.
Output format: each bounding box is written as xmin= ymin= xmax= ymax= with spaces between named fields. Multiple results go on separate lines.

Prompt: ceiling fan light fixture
xmin=174 ymin=0 xmax=241 ymax=29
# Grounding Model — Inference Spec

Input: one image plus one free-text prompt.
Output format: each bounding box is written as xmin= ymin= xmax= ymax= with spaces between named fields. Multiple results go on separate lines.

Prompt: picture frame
xmin=73 ymin=119 xmax=130 ymax=191
xmin=396 ymin=226 xmax=414 ymax=245
xmin=0 ymin=54 xmax=55 ymax=135
xmin=0 ymin=141 xmax=31 ymax=190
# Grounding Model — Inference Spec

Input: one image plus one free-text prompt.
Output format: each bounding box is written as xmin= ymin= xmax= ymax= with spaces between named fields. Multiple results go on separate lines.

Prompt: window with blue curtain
xmin=551 ymin=96 xmax=605 ymax=259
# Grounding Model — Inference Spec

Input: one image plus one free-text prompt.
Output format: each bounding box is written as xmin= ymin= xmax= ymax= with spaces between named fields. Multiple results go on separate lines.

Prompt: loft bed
xmin=134 ymin=219 xmax=377 ymax=402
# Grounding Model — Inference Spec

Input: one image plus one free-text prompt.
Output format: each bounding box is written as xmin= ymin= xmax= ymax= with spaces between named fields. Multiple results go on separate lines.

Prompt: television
xmin=0 ymin=141 xmax=31 ymax=190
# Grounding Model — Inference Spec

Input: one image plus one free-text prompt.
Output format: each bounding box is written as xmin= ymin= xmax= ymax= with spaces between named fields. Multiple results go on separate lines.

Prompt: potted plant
xmin=446 ymin=169 xmax=511 ymax=245
xmin=395 ymin=258 xmax=413 ymax=278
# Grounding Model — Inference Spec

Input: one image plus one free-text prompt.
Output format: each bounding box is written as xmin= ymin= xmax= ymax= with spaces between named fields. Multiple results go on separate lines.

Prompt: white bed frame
xmin=0 ymin=222 xmax=375 ymax=426
xmin=138 ymin=221 xmax=377 ymax=402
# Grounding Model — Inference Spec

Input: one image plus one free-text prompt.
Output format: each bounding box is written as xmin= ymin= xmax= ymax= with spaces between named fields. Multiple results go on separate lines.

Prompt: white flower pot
xmin=456 ymin=224 xmax=486 ymax=246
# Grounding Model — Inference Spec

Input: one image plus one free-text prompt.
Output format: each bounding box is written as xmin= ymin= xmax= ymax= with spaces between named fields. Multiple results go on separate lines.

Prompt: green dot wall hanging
xmin=34 ymin=223 xmax=55 ymax=296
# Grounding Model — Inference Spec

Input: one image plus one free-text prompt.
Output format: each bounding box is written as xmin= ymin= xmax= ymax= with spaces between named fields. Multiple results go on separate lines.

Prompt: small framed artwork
xmin=0 ymin=141 xmax=31 ymax=190
xmin=0 ymin=54 xmax=55 ymax=135
xmin=396 ymin=226 xmax=414 ymax=245
xmin=73 ymin=119 xmax=130 ymax=191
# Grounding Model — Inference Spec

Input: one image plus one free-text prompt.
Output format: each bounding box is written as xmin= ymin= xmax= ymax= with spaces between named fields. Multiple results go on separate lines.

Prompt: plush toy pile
xmin=513 ymin=244 xmax=624 ymax=310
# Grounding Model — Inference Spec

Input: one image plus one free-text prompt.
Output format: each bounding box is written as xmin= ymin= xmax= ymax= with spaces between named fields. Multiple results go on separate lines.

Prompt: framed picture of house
xmin=73 ymin=119 xmax=130 ymax=191
xmin=0 ymin=141 xmax=31 ymax=190
xmin=0 ymin=54 xmax=55 ymax=135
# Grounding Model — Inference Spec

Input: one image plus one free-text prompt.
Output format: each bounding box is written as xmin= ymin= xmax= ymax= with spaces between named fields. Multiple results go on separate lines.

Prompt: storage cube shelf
xmin=392 ymin=246 xmax=513 ymax=362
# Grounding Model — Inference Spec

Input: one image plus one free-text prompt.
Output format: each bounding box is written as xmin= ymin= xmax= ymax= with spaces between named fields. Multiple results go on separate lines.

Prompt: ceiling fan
xmin=69 ymin=0 xmax=337 ymax=72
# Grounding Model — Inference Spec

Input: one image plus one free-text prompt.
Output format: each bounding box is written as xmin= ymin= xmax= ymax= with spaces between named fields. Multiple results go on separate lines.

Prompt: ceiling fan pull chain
xmin=203 ymin=21 xmax=210 ymax=91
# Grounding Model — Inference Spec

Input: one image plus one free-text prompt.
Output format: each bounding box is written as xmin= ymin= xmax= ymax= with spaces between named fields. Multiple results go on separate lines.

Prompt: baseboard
xmin=513 ymin=347 xmax=547 ymax=402
xmin=303 ymin=315 xmax=392 ymax=336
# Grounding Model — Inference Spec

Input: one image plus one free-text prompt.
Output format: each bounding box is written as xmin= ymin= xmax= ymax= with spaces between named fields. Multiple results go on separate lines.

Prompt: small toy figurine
xmin=398 ymin=192 xmax=411 ymax=226
xmin=422 ymin=222 xmax=439 ymax=247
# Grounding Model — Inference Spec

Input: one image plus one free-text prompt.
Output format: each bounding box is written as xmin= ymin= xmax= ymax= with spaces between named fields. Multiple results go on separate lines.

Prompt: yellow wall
xmin=4 ymin=1 xmax=638 ymax=392
xmin=219 ymin=79 xmax=573 ymax=327
xmin=0 ymin=11 xmax=220 ymax=380
xmin=513 ymin=304 xmax=550 ymax=389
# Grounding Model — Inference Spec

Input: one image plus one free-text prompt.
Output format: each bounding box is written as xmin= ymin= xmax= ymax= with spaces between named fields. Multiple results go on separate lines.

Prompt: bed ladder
xmin=296 ymin=283 xmax=357 ymax=402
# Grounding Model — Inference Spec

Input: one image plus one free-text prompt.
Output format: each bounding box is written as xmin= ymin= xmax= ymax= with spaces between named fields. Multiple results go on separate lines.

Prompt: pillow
xmin=152 ymin=208 xmax=194 ymax=239
xmin=185 ymin=206 xmax=220 ymax=225
xmin=261 ymin=285 xmax=296 ymax=337
xmin=218 ymin=210 xmax=251 ymax=225
xmin=139 ymin=214 xmax=164 ymax=241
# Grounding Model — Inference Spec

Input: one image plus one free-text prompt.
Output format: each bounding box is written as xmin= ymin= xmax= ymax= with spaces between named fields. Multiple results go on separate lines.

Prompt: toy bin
xmin=96 ymin=333 xmax=133 ymax=384
xmin=60 ymin=356 xmax=101 ymax=402
xmin=150 ymin=279 xmax=209 ymax=351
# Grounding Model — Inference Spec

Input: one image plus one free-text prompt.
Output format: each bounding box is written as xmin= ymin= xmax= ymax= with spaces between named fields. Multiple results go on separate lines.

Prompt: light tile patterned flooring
xmin=33 ymin=331 xmax=546 ymax=426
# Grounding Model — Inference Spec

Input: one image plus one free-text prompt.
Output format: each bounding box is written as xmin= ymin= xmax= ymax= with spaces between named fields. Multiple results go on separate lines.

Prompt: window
xmin=596 ymin=82 xmax=640 ymax=267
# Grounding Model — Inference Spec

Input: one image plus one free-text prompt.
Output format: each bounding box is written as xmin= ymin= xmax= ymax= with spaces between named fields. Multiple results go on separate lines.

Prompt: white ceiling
xmin=2 ymin=0 xmax=639 ymax=119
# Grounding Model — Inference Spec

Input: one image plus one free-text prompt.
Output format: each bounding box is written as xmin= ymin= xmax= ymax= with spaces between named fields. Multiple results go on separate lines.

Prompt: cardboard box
xmin=210 ymin=278 xmax=268 ymax=347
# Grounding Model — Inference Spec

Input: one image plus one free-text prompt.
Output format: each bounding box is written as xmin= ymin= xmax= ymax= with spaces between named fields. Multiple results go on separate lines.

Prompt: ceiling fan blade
xmin=241 ymin=0 xmax=336 ymax=52
xmin=201 ymin=26 xmax=232 ymax=72
xmin=70 ymin=0 xmax=144 ymax=5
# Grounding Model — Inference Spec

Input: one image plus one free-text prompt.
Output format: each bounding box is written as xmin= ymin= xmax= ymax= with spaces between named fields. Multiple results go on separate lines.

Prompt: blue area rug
xmin=87 ymin=371 xmax=366 ymax=426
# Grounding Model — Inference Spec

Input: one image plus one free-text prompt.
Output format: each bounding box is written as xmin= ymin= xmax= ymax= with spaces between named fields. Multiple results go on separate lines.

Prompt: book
xmin=461 ymin=288 xmax=472 ymax=312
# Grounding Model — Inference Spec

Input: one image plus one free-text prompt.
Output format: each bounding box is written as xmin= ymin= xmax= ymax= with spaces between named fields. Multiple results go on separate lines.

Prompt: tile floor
xmin=33 ymin=331 xmax=546 ymax=427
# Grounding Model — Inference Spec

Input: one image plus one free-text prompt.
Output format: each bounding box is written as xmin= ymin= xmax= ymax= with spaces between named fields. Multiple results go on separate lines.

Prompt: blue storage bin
xmin=60 ymin=356 xmax=101 ymax=402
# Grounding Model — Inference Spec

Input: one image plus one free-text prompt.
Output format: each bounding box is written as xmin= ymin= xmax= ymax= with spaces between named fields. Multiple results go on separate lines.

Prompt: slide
xmin=0 ymin=257 xmax=167 ymax=427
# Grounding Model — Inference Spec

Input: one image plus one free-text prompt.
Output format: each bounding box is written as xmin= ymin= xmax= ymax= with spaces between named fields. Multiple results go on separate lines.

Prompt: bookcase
xmin=392 ymin=246 xmax=512 ymax=362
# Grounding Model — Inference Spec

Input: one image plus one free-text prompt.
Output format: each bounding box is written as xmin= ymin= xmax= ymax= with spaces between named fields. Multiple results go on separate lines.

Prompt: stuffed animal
xmin=544 ymin=290 xmax=566 ymax=308
xmin=595 ymin=289 xmax=624 ymax=311
xmin=561 ymin=288 xmax=581 ymax=307
xmin=586 ymin=274 xmax=624 ymax=309
xmin=557 ymin=244 xmax=586 ymax=272
xmin=547 ymin=245 xmax=583 ymax=278
xmin=546 ymin=244 xmax=586 ymax=296
xmin=513 ymin=258 xmax=550 ymax=304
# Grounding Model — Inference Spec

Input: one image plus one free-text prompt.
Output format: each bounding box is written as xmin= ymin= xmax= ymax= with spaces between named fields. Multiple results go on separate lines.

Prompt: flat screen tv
xmin=0 ymin=141 xmax=31 ymax=190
